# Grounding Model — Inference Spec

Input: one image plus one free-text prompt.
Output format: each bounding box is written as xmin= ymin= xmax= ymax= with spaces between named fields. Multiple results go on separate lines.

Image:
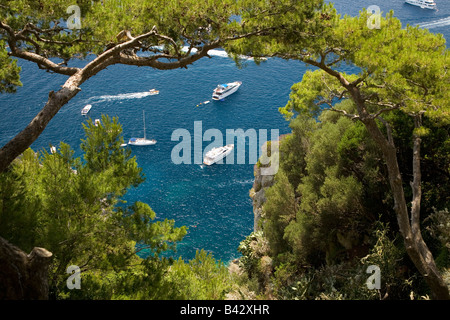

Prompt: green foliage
xmin=282 ymin=110 xmax=372 ymax=266
xmin=224 ymin=0 xmax=331 ymax=60
xmin=277 ymin=11 xmax=449 ymax=126
xmin=0 ymin=154 xmax=40 ymax=250
xmin=237 ymin=231 xmax=270 ymax=279
xmin=279 ymin=115 xmax=317 ymax=188
xmin=263 ymin=169 xmax=296 ymax=258
xmin=232 ymin=6 xmax=450 ymax=300
xmin=0 ymin=115 xmax=236 ymax=300
xmin=0 ymin=0 xmax=325 ymax=92
xmin=247 ymin=98 xmax=448 ymax=299
xmin=0 ymin=115 xmax=187 ymax=299
xmin=425 ymin=208 xmax=450 ymax=269
xmin=166 ymin=250 xmax=234 ymax=300
xmin=360 ymin=223 xmax=414 ymax=299
xmin=0 ymin=40 xmax=21 ymax=93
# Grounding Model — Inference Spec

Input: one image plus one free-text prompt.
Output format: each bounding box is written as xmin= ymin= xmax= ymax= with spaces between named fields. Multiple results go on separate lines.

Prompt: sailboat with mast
xmin=128 ymin=110 xmax=157 ymax=146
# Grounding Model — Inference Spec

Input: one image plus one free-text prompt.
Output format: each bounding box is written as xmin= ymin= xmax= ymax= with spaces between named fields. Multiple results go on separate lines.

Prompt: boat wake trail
xmin=181 ymin=47 xmax=263 ymax=61
xmin=142 ymin=46 xmax=264 ymax=61
xmin=417 ymin=16 xmax=450 ymax=29
xmin=87 ymin=91 xmax=157 ymax=104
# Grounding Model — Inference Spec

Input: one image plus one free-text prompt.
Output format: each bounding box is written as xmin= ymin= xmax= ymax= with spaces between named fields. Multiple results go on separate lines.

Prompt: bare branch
xmin=1 ymin=21 xmax=80 ymax=76
xmin=329 ymin=107 xmax=360 ymax=120
xmin=369 ymin=104 xmax=400 ymax=119
xmin=316 ymin=98 xmax=360 ymax=120
xmin=410 ymin=113 xmax=423 ymax=237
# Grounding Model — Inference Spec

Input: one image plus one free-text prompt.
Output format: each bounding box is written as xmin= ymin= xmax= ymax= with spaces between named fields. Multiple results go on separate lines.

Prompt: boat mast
xmin=143 ymin=110 xmax=146 ymax=140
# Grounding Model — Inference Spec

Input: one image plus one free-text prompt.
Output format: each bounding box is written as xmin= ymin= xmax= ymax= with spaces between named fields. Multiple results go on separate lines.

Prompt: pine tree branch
xmin=0 ymin=21 xmax=80 ymax=76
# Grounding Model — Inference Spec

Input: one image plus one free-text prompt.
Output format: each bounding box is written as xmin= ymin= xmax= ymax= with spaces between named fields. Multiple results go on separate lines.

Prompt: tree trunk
xmin=0 ymin=85 xmax=81 ymax=173
xmin=308 ymin=59 xmax=450 ymax=299
xmin=0 ymin=236 xmax=52 ymax=299
xmin=362 ymin=116 xmax=450 ymax=300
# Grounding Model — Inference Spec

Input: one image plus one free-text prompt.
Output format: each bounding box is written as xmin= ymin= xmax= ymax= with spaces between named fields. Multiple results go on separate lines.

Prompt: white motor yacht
xmin=203 ymin=144 xmax=234 ymax=165
xmin=212 ymin=81 xmax=242 ymax=101
xmin=405 ymin=0 xmax=437 ymax=10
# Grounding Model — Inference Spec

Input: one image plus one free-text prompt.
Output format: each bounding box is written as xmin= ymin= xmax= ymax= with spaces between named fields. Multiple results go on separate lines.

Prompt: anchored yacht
xmin=212 ymin=81 xmax=242 ymax=100
xmin=128 ymin=110 xmax=157 ymax=146
xmin=405 ymin=0 xmax=437 ymax=10
xmin=203 ymin=144 xmax=234 ymax=165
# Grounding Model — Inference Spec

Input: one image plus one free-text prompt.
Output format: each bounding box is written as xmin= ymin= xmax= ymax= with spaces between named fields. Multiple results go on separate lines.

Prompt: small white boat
xmin=203 ymin=144 xmax=234 ymax=165
xmin=128 ymin=137 xmax=156 ymax=146
xmin=128 ymin=110 xmax=157 ymax=146
xmin=81 ymin=104 xmax=92 ymax=115
xmin=405 ymin=0 xmax=437 ymax=10
xmin=212 ymin=81 xmax=242 ymax=101
xmin=148 ymin=89 xmax=159 ymax=95
xmin=196 ymin=100 xmax=210 ymax=107
xmin=94 ymin=119 xmax=100 ymax=126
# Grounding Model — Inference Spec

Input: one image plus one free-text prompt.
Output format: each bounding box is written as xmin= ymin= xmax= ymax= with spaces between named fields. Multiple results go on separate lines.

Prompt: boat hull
xmin=128 ymin=138 xmax=157 ymax=146
xmin=212 ymin=81 xmax=242 ymax=101
xmin=203 ymin=144 xmax=234 ymax=165
xmin=405 ymin=0 xmax=436 ymax=9
xmin=81 ymin=104 xmax=92 ymax=115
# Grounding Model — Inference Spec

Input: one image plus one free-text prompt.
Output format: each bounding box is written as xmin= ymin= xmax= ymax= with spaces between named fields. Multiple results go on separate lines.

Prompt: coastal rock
xmin=250 ymin=135 xmax=290 ymax=232
xmin=228 ymin=258 xmax=243 ymax=276
xmin=250 ymin=164 xmax=274 ymax=232
xmin=253 ymin=172 xmax=263 ymax=193
xmin=260 ymin=255 xmax=273 ymax=290
xmin=261 ymin=175 xmax=274 ymax=188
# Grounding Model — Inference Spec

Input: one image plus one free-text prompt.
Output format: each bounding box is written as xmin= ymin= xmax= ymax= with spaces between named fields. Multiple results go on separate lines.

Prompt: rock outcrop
xmin=250 ymin=164 xmax=275 ymax=232
xmin=250 ymin=136 xmax=288 ymax=232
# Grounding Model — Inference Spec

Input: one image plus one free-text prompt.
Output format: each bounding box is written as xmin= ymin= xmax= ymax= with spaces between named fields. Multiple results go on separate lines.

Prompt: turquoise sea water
xmin=0 ymin=0 xmax=448 ymax=263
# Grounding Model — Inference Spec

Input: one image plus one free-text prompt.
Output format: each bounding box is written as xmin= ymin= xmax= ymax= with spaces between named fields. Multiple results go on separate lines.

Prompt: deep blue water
xmin=0 ymin=0 xmax=448 ymax=264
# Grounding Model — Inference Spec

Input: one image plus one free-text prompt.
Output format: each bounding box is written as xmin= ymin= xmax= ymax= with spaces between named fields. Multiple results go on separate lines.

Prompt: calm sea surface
xmin=0 ymin=0 xmax=448 ymax=263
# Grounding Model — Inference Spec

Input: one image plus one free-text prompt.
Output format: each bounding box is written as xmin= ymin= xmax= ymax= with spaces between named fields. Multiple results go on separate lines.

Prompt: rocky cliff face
xmin=249 ymin=164 xmax=275 ymax=232
xmin=249 ymin=134 xmax=289 ymax=232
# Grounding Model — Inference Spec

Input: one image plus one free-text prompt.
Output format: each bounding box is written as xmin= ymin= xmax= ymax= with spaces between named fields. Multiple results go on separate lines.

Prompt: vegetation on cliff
xmin=239 ymin=101 xmax=449 ymax=299
xmin=236 ymin=15 xmax=450 ymax=297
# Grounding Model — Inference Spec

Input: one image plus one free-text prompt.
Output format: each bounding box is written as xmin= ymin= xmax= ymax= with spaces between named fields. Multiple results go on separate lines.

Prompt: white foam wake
xmin=181 ymin=46 xmax=262 ymax=60
xmin=87 ymin=91 xmax=156 ymax=103
xmin=417 ymin=16 xmax=450 ymax=29
xmin=181 ymin=46 xmax=228 ymax=58
xmin=140 ymin=46 xmax=263 ymax=60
